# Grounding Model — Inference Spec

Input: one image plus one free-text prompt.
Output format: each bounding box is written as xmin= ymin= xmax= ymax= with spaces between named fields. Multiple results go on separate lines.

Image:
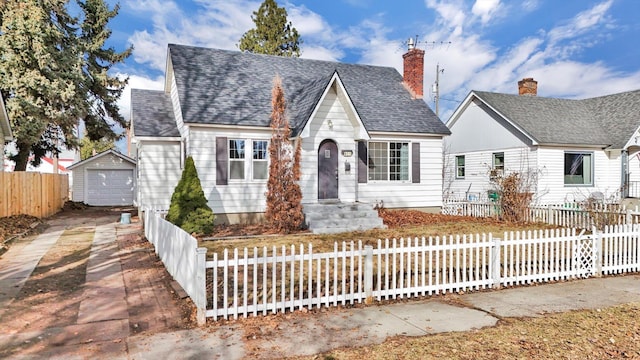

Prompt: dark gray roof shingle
xmin=131 ymin=89 xmax=180 ymax=137
xmin=168 ymin=44 xmax=450 ymax=136
xmin=473 ymin=89 xmax=640 ymax=148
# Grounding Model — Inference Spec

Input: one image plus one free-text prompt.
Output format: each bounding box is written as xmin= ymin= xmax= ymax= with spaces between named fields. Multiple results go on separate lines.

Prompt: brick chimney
xmin=518 ymin=77 xmax=538 ymax=96
xmin=403 ymin=47 xmax=425 ymax=99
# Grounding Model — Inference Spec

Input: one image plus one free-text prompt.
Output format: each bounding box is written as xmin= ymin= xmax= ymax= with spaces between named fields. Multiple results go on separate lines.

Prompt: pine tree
xmin=238 ymin=0 xmax=301 ymax=57
xmin=166 ymin=156 xmax=215 ymax=235
xmin=265 ymin=76 xmax=303 ymax=233
xmin=0 ymin=0 xmax=131 ymax=171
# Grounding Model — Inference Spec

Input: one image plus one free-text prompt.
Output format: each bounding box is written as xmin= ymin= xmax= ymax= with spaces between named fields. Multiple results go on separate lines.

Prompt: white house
xmin=445 ymin=78 xmax=640 ymax=204
xmin=0 ymin=92 xmax=12 ymax=171
xmin=131 ymin=44 xmax=450 ymax=227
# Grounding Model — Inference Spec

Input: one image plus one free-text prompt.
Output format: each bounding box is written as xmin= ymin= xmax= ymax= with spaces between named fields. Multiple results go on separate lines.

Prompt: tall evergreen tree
xmin=264 ymin=75 xmax=303 ymax=233
xmin=0 ymin=0 xmax=131 ymax=171
xmin=238 ymin=0 xmax=301 ymax=57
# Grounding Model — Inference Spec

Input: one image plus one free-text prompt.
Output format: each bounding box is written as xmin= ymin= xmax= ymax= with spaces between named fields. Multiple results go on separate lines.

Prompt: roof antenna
xmin=407 ymin=35 xmax=419 ymax=51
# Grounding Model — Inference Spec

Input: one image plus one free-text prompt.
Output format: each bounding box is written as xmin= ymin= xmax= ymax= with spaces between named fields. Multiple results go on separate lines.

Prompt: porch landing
xmin=303 ymin=202 xmax=386 ymax=234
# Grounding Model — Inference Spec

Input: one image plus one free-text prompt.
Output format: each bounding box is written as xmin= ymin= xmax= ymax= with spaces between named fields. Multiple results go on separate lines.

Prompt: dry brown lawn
xmin=290 ymin=302 xmax=640 ymax=360
xmin=199 ymin=209 xmax=557 ymax=257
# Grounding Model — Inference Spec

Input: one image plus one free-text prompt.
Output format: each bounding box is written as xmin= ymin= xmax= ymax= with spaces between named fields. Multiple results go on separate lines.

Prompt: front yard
xmin=198 ymin=208 xmax=558 ymax=256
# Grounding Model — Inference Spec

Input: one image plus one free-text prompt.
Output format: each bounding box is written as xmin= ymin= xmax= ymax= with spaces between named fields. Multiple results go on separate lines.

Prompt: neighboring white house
xmin=131 ymin=44 xmax=451 ymax=224
xmin=0 ymin=92 xmax=12 ymax=171
xmin=67 ymin=149 xmax=136 ymax=206
xmin=445 ymin=78 xmax=640 ymax=204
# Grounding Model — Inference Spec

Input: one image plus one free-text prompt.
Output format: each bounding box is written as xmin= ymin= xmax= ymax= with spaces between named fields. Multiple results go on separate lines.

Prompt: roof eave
xmin=67 ymin=149 xmax=136 ymax=170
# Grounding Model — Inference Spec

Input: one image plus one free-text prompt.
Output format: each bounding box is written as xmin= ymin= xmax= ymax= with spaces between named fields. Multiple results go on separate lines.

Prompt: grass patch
xmin=291 ymin=302 xmax=640 ymax=359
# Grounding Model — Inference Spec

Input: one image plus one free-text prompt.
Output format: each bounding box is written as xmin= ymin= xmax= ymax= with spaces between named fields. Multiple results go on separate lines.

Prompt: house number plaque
xmin=341 ymin=150 xmax=353 ymax=157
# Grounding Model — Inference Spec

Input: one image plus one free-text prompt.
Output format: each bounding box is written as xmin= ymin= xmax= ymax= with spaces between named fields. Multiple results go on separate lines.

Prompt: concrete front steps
xmin=303 ymin=202 xmax=386 ymax=234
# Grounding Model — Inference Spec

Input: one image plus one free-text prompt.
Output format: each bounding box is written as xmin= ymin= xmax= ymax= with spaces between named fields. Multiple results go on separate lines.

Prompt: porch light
xmin=327 ymin=120 xmax=333 ymax=130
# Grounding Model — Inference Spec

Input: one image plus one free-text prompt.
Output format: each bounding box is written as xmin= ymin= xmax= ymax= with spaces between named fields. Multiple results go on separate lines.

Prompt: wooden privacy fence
xmin=142 ymin=209 xmax=640 ymax=324
xmin=0 ymin=172 xmax=69 ymax=218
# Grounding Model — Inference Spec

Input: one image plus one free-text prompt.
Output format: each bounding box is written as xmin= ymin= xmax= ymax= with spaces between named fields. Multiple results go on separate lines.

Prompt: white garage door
xmin=86 ymin=169 xmax=134 ymax=206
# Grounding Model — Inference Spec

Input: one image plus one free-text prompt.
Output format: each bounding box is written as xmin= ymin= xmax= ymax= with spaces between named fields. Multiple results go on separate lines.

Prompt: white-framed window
xmin=455 ymin=155 xmax=465 ymax=179
xmin=252 ymin=140 xmax=268 ymax=180
xmin=229 ymin=139 xmax=245 ymax=180
xmin=229 ymin=139 xmax=269 ymax=181
xmin=491 ymin=152 xmax=504 ymax=179
xmin=564 ymin=152 xmax=593 ymax=186
xmin=368 ymin=142 xmax=409 ymax=181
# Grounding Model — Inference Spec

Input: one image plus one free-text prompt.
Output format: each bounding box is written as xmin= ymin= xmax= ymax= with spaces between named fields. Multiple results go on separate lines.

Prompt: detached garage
xmin=68 ymin=149 xmax=137 ymax=206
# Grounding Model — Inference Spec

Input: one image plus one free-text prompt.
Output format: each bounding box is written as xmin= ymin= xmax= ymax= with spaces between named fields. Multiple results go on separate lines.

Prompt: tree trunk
xmin=12 ymin=142 xmax=30 ymax=171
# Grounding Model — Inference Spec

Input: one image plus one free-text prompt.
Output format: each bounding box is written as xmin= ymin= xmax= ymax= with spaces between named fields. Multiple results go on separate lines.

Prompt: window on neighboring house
xmin=564 ymin=152 xmax=593 ymax=186
xmin=229 ymin=139 xmax=245 ymax=180
xmin=491 ymin=152 xmax=504 ymax=179
xmin=456 ymin=155 xmax=465 ymax=179
xmin=252 ymin=140 xmax=268 ymax=180
xmin=368 ymin=142 xmax=409 ymax=181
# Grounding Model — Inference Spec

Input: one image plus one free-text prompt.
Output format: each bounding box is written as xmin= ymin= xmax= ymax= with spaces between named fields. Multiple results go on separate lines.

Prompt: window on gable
xmin=564 ymin=152 xmax=593 ymax=186
xmin=368 ymin=142 xmax=409 ymax=181
xmin=252 ymin=140 xmax=268 ymax=180
xmin=455 ymin=155 xmax=465 ymax=179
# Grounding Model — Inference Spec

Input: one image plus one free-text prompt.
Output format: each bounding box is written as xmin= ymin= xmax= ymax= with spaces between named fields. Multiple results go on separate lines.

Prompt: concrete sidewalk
xmin=126 ymin=274 xmax=640 ymax=359
xmin=1 ymin=215 xmax=640 ymax=359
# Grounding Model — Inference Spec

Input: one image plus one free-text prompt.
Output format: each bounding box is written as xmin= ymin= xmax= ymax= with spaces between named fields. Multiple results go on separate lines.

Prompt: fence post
xmin=196 ymin=247 xmax=208 ymax=325
xmin=364 ymin=245 xmax=374 ymax=304
xmin=547 ymin=205 xmax=552 ymax=225
xmin=592 ymin=227 xmax=603 ymax=277
xmin=491 ymin=237 xmax=501 ymax=289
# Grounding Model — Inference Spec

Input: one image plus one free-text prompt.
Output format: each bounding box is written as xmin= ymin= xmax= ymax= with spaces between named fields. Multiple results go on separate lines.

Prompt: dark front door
xmin=318 ymin=140 xmax=338 ymax=200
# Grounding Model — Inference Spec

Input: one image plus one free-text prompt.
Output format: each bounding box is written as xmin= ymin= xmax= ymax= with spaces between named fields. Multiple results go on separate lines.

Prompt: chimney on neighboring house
xmin=403 ymin=38 xmax=425 ymax=99
xmin=518 ymin=77 xmax=538 ymax=96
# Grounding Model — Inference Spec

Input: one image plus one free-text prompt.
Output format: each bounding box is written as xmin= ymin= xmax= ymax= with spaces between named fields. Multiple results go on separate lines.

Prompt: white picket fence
xmin=142 ymin=210 xmax=640 ymax=323
xmin=142 ymin=209 xmax=207 ymax=323
xmin=442 ymin=200 xmax=640 ymax=229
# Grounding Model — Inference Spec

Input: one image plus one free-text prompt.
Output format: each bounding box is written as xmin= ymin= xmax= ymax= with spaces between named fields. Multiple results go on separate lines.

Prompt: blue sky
xmin=109 ymin=0 xmax=640 ymax=123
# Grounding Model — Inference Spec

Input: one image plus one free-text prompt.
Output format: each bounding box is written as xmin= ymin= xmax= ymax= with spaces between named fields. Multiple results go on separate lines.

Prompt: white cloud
xmin=425 ymin=0 xmax=467 ymax=37
xmin=471 ymin=0 xmax=501 ymax=24
xmin=547 ymin=0 xmax=614 ymax=45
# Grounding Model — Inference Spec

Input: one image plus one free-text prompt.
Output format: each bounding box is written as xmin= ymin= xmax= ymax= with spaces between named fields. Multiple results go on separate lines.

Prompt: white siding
xmin=190 ymin=126 xmax=272 ymax=214
xmin=537 ymin=147 xmax=621 ymax=203
xmin=444 ymin=146 xmax=537 ymax=201
xmin=300 ymin=86 xmax=357 ymax=203
xmin=358 ymin=135 xmax=444 ymax=208
xmin=137 ymin=141 xmax=181 ymax=209
xmin=446 ymin=99 xmax=531 ymax=154
xmin=71 ymin=153 xmax=136 ymax=203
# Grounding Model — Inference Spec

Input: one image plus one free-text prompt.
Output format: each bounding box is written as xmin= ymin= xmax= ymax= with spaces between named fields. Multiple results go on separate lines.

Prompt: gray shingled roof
xmin=131 ymin=89 xmax=180 ymax=137
xmin=167 ymin=44 xmax=450 ymax=136
xmin=473 ymin=89 xmax=640 ymax=149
